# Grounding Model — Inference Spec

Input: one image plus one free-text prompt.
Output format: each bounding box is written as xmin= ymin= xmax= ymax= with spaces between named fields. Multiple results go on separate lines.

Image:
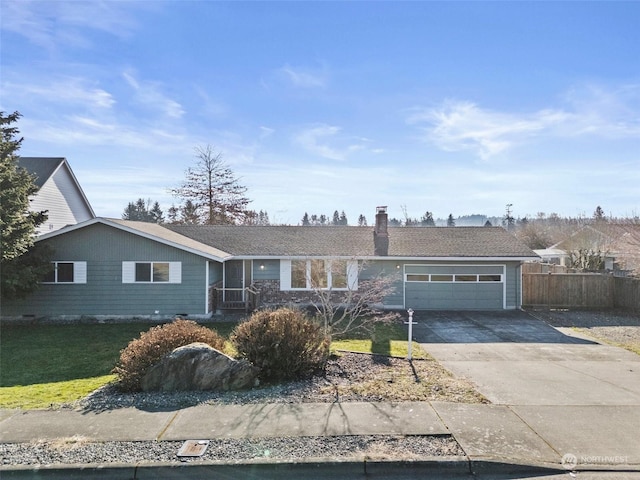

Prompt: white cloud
xmin=295 ymin=124 xmax=369 ymax=161
xmin=279 ymin=64 xmax=328 ymax=88
xmin=1 ymin=0 xmax=143 ymax=50
xmin=409 ymin=84 xmax=640 ymax=159
xmin=20 ymin=114 xmax=193 ymax=154
xmin=122 ymin=71 xmax=185 ymax=119
xmin=259 ymin=126 xmax=275 ymax=139
xmin=562 ymin=83 xmax=640 ymax=137
xmin=3 ymin=77 xmax=115 ymax=109
xmin=408 ymin=100 xmax=567 ymax=159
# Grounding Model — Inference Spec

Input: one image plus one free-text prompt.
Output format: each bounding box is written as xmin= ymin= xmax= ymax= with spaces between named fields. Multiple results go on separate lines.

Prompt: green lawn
xmin=332 ymin=322 xmax=429 ymax=359
xmin=0 ymin=320 xmax=422 ymax=409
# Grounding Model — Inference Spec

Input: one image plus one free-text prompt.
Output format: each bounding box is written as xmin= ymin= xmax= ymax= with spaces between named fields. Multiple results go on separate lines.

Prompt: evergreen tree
xmin=447 ymin=214 xmax=456 ymax=227
xmin=420 ymin=211 xmax=435 ymax=227
xmin=593 ymin=206 xmax=605 ymax=222
xmin=332 ymin=210 xmax=340 ymax=225
xmin=0 ymin=111 xmax=52 ymax=299
xmin=258 ymin=210 xmax=270 ymax=225
xmin=149 ymin=201 xmax=164 ymax=223
xmin=122 ymin=198 xmax=163 ymax=223
xmin=242 ymin=209 xmax=270 ymax=226
xmin=301 ymin=212 xmax=310 ymax=226
xmin=503 ymin=203 xmax=515 ymax=230
xmin=339 ymin=210 xmax=348 ymax=225
xmin=167 ymin=204 xmax=180 ymax=224
xmin=180 ymin=200 xmax=200 ymax=224
xmin=242 ymin=210 xmax=258 ymax=225
xmin=357 ymin=214 xmax=367 ymax=226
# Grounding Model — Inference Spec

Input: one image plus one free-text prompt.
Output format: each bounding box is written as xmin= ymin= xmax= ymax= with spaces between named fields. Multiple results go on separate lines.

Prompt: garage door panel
xmin=404 ymin=266 xmax=504 ymax=310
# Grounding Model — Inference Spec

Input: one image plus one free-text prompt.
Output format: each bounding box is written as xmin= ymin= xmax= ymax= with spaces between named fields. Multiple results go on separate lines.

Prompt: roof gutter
xmin=230 ymin=255 xmax=540 ymax=262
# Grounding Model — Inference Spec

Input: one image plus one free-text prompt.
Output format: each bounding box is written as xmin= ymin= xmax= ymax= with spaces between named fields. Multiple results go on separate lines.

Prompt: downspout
xmin=517 ymin=263 xmax=522 ymax=309
xmin=205 ymin=261 xmax=210 ymax=315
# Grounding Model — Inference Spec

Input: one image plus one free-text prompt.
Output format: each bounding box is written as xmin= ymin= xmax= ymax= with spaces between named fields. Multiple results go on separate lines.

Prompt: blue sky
xmin=1 ymin=1 xmax=639 ymax=224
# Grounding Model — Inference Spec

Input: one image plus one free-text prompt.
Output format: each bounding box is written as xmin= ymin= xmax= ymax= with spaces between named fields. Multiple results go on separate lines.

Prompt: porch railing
xmin=211 ymin=286 xmax=260 ymax=313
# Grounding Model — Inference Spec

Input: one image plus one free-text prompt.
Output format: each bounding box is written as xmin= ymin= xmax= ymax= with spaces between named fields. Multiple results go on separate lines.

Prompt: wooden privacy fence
xmin=614 ymin=276 xmax=640 ymax=310
xmin=523 ymin=272 xmax=640 ymax=310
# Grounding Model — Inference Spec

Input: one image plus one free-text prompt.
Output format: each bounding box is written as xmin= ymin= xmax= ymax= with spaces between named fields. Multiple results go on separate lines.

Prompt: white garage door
xmin=404 ymin=265 xmax=505 ymax=310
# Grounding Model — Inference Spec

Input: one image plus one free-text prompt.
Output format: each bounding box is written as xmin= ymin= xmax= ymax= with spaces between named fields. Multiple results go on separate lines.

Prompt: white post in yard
xmin=405 ymin=308 xmax=415 ymax=360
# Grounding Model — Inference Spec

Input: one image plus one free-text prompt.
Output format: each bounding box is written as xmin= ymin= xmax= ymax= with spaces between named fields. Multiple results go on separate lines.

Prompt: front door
xmin=224 ymin=260 xmax=244 ymax=303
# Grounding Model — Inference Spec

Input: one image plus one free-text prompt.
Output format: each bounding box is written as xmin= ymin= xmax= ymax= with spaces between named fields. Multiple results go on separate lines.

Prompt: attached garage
xmin=404 ymin=264 xmax=506 ymax=310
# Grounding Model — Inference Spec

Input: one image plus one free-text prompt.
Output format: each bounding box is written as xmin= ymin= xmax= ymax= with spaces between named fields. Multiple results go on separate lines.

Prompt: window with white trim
xmin=122 ymin=262 xmax=181 ymax=284
xmin=42 ymin=262 xmax=87 ymax=284
xmin=288 ymin=259 xmax=353 ymax=290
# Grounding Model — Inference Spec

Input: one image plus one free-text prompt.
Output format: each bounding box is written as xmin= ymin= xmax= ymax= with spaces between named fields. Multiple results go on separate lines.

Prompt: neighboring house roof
xmin=17 ymin=157 xmax=96 ymax=233
xmin=550 ymin=223 xmax=640 ymax=273
xmin=168 ymin=225 xmax=538 ymax=259
xmin=18 ymin=157 xmax=64 ymax=189
xmin=533 ymin=248 xmax=567 ymax=257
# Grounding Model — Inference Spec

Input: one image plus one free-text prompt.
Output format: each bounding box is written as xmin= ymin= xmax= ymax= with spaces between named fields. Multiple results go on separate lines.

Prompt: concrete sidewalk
xmin=2 ymin=401 xmax=639 ymax=472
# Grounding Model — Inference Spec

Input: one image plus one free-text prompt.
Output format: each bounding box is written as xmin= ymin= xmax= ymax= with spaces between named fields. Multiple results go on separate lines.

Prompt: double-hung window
xmin=42 ymin=262 xmax=87 ymax=284
xmin=122 ymin=262 xmax=181 ymax=284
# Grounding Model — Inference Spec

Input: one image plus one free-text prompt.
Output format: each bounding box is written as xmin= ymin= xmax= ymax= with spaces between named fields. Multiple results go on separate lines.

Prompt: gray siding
xmin=2 ymin=223 xmax=208 ymax=318
xmin=360 ymin=261 xmax=405 ymax=307
xmin=505 ymin=262 xmax=520 ymax=308
xmin=252 ymin=260 xmax=280 ymax=280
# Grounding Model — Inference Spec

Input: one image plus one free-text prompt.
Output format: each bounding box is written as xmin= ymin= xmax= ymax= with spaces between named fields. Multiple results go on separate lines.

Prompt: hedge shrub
xmin=231 ymin=308 xmax=330 ymax=382
xmin=113 ymin=319 xmax=226 ymax=392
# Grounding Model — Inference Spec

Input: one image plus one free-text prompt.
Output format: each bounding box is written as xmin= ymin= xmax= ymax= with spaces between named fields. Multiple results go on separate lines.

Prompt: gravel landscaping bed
xmin=0 ymin=435 xmax=463 ymax=466
xmin=531 ymin=309 xmax=640 ymax=354
xmin=77 ymin=351 xmax=487 ymax=412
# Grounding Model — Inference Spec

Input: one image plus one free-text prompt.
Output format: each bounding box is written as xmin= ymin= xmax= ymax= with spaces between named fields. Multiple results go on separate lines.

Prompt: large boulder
xmin=141 ymin=342 xmax=260 ymax=392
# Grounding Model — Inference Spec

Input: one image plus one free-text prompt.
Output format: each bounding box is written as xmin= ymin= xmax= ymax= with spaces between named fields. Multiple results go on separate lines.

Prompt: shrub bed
xmin=231 ymin=308 xmax=329 ymax=382
xmin=113 ymin=319 xmax=226 ymax=392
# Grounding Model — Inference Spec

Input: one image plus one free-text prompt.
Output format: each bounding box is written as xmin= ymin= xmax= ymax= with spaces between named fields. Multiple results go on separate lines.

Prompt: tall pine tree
xmin=0 ymin=111 xmax=52 ymax=299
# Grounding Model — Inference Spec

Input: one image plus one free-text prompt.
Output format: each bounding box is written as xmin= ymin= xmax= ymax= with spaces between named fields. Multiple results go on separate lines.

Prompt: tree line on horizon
xmin=118 ymin=143 xmax=637 ymax=254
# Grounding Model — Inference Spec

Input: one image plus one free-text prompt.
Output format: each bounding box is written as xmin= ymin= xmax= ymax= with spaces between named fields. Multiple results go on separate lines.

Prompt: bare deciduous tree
xmin=171 ymin=145 xmax=251 ymax=224
xmin=307 ymin=259 xmax=400 ymax=339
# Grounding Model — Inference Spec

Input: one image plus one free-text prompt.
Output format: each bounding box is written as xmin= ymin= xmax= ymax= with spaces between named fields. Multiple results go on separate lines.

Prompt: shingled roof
xmin=17 ymin=157 xmax=65 ymax=188
xmin=167 ymin=225 xmax=537 ymax=259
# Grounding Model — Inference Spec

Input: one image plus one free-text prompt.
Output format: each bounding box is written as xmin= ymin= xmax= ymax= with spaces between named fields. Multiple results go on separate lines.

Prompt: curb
xmin=3 ymin=455 xmax=638 ymax=479
xmin=0 ymin=458 xmax=470 ymax=479
xmin=0 ymin=456 xmax=577 ymax=479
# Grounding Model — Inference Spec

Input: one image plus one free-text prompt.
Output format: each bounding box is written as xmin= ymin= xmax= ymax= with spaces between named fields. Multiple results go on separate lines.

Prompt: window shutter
xmin=280 ymin=260 xmax=291 ymax=290
xmin=169 ymin=262 xmax=182 ymax=283
xmin=122 ymin=262 xmax=135 ymax=283
xmin=73 ymin=262 xmax=87 ymax=284
xmin=347 ymin=260 xmax=359 ymax=290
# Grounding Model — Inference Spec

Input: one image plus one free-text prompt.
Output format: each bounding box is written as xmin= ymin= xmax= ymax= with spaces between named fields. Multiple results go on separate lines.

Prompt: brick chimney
xmin=374 ymin=206 xmax=389 ymax=256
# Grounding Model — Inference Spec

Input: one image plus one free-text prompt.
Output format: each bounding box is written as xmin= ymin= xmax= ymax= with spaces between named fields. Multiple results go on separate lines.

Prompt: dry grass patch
xmin=31 ymin=435 xmax=92 ymax=452
xmin=359 ymin=435 xmax=463 ymax=460
xmin=321 ymin=352 xmax=488 ymax=403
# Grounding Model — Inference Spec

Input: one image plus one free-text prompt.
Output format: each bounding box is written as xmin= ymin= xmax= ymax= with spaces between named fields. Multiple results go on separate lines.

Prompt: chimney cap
xmin=376 ymin=206 xmax=387 ymax=214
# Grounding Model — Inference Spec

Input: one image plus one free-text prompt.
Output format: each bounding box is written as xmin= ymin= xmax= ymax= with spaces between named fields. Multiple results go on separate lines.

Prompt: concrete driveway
xmin=412 ymin=310 xmax=640 ymax=405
